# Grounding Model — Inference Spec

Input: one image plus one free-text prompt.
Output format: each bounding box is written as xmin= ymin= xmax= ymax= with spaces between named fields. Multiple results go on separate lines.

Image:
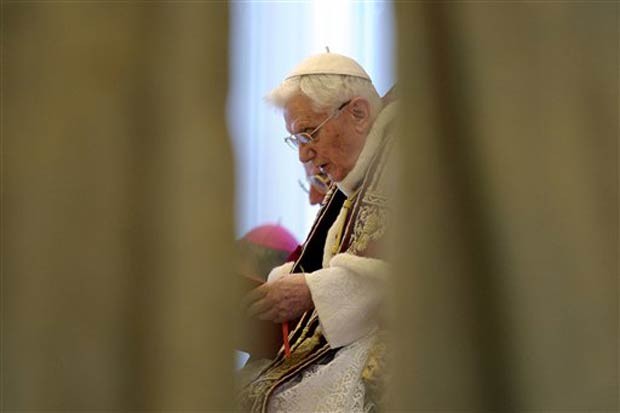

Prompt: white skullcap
xmin=285 ymin=52 xmax=372 ymax=82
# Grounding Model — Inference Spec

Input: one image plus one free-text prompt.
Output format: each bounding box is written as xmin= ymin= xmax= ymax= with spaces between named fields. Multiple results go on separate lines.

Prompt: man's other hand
xmin=243 ymin=274 xmax=313 ymax=323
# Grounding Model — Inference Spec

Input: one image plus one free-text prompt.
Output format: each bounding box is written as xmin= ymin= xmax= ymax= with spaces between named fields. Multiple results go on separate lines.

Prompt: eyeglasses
xmin=284 ymin=100 xmax=351 ymax=150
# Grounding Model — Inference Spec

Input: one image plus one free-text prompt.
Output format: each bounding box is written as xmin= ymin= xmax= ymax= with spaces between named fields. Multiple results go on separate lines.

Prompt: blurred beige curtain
xmin=3 ymin=2 xmax=234 ymax=410
xmin=391 ymin=2 xmax=617 ymax=412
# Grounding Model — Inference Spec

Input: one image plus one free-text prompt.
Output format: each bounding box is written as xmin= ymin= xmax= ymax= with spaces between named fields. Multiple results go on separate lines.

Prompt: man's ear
xmin=348 ymin=98 xmax=371 ymax=132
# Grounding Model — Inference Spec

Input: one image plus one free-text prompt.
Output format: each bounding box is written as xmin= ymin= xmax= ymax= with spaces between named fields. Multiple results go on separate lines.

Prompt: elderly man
xmin=239 ymin=52 xmax=397 ymax=412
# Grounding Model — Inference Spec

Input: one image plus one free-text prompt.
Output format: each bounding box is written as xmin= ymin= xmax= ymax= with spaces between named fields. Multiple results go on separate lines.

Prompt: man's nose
xmin=298 ymin=144 xmax=315 ymax=164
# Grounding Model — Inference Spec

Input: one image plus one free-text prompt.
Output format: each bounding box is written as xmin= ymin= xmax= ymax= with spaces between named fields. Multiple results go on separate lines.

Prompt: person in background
xmin=239 ymin=52 xmax=397 ymax=412
xmin=300 ymin=161 xmax=331 ymax=206
xmin=237 ymin=224 xmax=299 ymax=281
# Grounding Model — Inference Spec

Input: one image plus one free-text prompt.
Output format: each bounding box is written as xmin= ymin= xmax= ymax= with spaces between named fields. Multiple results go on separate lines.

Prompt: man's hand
xmin=242 ymin=274 xmax=313 ymax=323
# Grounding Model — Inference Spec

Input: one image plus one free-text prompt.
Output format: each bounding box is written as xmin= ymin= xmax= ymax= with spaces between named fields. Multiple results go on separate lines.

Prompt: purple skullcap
xmin=242 ymin=224 xmax=299 ymax=254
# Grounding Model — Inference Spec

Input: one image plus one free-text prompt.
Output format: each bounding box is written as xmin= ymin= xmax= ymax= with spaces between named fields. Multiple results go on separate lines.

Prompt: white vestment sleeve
xmin=266 ymin=261 xmax=295 ymax=283
xmin=304 ymin=253 xmax=388 ymax=348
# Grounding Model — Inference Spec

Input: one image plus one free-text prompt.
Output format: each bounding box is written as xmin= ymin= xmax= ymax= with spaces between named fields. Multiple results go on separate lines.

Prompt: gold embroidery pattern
xmin=347 ymin=129 xmax=394 ymax=257
xmin=238 ymin=315 xmax=330 ymax=413
xmin=349 ymin=191 xmax=390 ymax=256
xmin=362 ymin=335 xmax=389 ymax=411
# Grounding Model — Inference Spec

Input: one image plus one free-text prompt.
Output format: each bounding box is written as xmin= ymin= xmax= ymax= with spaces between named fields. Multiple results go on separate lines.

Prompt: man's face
xmin=284 ymin=94 xmax=366 ymax=183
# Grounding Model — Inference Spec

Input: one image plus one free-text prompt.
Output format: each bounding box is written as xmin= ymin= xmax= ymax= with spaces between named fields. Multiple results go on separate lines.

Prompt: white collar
xmin=336 ymin=102 xmax=398 ymax=197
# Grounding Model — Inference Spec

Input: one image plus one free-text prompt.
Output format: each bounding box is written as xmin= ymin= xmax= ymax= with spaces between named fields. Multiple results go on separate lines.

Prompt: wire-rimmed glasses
xmin=298 ymin=172 xmax=331 ymax=194
xmin=284 ymin=100 xmax=351 ymax=150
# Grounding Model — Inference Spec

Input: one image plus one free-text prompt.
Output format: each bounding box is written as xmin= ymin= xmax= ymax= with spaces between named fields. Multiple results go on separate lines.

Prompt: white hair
xmin=266 ymin=74 xmax=382 ymax=117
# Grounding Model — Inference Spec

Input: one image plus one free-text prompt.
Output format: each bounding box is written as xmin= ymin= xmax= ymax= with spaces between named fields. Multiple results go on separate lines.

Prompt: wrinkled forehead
xmin=283 ymin=94 xmax=328 ymax=133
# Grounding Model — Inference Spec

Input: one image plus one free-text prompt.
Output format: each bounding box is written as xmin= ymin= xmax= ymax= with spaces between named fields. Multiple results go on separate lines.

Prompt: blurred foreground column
xmin=3 ymin=2 xmax=234 ymax=410
xmin=391 ymin=3 xmax=617 ymax=411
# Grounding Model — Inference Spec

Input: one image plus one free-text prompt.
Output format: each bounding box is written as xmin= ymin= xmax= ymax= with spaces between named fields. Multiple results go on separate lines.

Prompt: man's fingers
xmin=246 ymin=297 xmax=271 ymax=318
xmin=242 ymin=276 xmax=311 ymax=322
xmin=257 ymin=307 xmax=278 ymax=321
xmin=241 ymin=284 xmax=268 ymax=309
xmin=269 ymin=311 xmax=287 ymax=324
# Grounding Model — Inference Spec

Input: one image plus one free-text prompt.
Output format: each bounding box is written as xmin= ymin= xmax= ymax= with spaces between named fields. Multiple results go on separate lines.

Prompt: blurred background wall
xmin=3 ymin=2 xmax=234 ymax=410
xmin=391 ymin=2 xmax=618 ymax=411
